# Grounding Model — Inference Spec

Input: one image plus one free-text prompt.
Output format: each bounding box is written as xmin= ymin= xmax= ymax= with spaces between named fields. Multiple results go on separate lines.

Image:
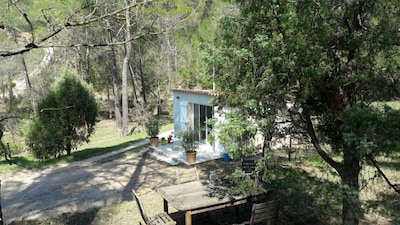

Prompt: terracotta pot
xmin=186 ymin=151 xmax=197 ymax=164
xmin=149 ymin=137 xmax=159 ymax=147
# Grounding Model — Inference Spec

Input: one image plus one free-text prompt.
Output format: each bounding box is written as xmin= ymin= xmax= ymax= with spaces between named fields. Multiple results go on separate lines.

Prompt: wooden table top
xmin=157 ymin=180 xmax=247 ymax=211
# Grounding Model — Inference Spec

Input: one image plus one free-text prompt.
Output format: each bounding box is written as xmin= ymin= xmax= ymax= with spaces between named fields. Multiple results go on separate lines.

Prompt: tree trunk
xmin=262 ymin=128 xmax=273 ymax=159
xmin=111 ymin=53 xmax=122 ymax=129
xmin=120 ymin=0 xmax=131 ymax=136
xmin=66 ymin=141 xmax=72 ymax=156
xmin=340 ymin=148 xmax=361 ymax=225
xmin=106 ymin=18 xmax=122 ymax=129
xmin=0 ymin=130 xmax=12 ymax=165
xmin=20 ymin=55 xmax=36 ymax=114
xmin=129 ymin=64 xmax=139 ymax=105
xmin=138 ymin=45 xmax=147 ymax=104
xmin=6 ymin=73 xmax=14 ymax=113
xmin=0 ymin=180 xmax=3 ymax=225
xmin=84 ymin=26 xmax=90 ymax=84
xmin=302 ymin=106 xmax=361 ymax=225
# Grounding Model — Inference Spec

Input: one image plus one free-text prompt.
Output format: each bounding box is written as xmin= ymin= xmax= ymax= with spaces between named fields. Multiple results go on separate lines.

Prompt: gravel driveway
xmin=0 ymin=140 xmax=190 ymax=224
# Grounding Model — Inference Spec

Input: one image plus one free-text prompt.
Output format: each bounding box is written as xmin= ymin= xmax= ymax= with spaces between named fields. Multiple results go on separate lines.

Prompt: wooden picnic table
xmin=157 ymin=180 xmax=253 ymax=225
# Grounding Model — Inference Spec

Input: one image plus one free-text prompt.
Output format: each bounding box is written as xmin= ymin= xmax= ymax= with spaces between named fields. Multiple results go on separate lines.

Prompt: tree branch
xmin=9 ymin=0 xmax=35 ymax=43
xmin=1 ymin=0 xmax=203 ymax=57
xmin=40 ymin=105 xmax=74 ymax=112
xmin=301 ymin=104 xmax=342 ymax=172
xmin=1 ymin=0 xmax=153 ymax=57
xmin=0 ymin=116 xmax=24 ymax=123
xmin=369 ymin=156 xmax=400 ymax=195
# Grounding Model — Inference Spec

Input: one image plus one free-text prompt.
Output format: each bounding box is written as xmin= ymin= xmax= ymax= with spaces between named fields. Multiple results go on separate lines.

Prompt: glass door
xmin=193 ymin=104 xmax=213 ymax=143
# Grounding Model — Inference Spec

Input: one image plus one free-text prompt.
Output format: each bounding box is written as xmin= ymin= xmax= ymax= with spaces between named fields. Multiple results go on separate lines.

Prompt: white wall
xmin=173 ymin=90 xmax=213 ymax=135
xmin=172 ymin=89 xmax=225 ymax=154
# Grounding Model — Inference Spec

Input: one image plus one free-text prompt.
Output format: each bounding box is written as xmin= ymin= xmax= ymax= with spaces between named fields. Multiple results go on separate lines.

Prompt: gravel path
xmin=0 ymin=140 xmax=186 ymax=224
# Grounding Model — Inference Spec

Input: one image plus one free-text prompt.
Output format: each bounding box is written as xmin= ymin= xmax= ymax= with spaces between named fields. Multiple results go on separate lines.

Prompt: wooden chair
xmin=236 ymin=199 xmax=279 ymax=225
xmin=132 ymin=189 xmax=176 ymax=225
xmin=241 ymin=156 xmax=259 ymax=174
xmin=249 ymin=199 xmax=279 ymax=225
xmin=175 ymin=166 xmax=200 ymax=184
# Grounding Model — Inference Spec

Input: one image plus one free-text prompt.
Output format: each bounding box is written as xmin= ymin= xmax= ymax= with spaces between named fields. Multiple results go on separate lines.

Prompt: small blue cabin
xmin=172 ymin=89 xmax=224 ymax=154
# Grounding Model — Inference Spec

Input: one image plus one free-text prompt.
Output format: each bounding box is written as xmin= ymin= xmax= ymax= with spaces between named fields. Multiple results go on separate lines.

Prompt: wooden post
xmin=185 ymin=210 xmax=192 ymax=225
xmin=163 ymin=199 xmax=169 ymax=213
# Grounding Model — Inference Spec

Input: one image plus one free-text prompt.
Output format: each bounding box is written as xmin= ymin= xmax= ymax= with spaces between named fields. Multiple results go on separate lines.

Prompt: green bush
xmin=25 ymin=72 xmax=98 ymax=159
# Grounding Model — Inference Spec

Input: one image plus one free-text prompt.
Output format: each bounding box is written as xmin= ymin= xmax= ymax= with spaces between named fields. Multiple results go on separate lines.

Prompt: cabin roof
xmin=171 ymin=88 xmax=215 ymax=96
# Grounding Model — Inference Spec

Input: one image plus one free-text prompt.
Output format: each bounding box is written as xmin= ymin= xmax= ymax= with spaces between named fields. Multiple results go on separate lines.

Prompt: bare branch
xmin=40 ymin=105 xmax=74 ymax=113
xmin=1 ymin=0 xmax=203 ymax=57
xmin=9 ymin=0 xmax=35 ymax=43
xmin=0 ymin=116 xmax=24 ymax=123
xmin=369 ymin=156 xmax=400 ymax=195
xmin=1 ymin=0 xmax=154 ymax=57
xmin=158 ymin=0 xmax=202 ymax=33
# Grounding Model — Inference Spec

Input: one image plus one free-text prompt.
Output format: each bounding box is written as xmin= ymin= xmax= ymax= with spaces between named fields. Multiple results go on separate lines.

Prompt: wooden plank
xmin=157 ymin=180 xmax=247 ymax=211
xmin=190 ymin=198 xmax=249 ymax=215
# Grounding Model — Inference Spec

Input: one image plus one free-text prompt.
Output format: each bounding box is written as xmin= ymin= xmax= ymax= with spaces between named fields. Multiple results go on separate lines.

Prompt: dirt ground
xmin=0 ymin=144 xmax=245 ymax=225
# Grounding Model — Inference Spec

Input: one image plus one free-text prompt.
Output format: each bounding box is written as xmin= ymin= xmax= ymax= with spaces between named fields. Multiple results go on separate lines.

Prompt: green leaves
xmin=181 ymin=127 xmax=198 ymax=153
xmin=340 ymin=104 xmax=400 ymax=157
xmin=216 ymin=111 xmax=258 ymax=159
xmin=26 ymin=72 xmax=98 ymax=159
xmin=145 ymin=119 xmax=160 ymax=137
xmin=211 ymin=0 xmax=400 ymax=223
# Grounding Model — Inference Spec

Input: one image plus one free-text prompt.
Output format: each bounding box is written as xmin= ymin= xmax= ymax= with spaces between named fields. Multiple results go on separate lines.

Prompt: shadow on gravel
xmin=8 ymin=207 xmax=100 ymax=225
xmin=122 ymin=150 xmax=149 ymax=201
xmin=122 ymin=150 xmax=184 ymax=199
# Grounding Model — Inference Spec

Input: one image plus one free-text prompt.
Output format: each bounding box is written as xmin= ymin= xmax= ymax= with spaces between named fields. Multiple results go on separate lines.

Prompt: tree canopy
xmin=0 ymin=0 xmax=216 ymax=137
xmin=210 ymin=0 xmax=400 ymax=224
xmin=25 ymin=72 xmax=98 ymax=159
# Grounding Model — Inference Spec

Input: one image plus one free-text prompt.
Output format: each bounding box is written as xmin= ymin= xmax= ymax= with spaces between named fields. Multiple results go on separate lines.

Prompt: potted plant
xmin=145 ymin=119 xmax=160 ymax=147
xmin=181 ymin=128 xmax=198 ymax=163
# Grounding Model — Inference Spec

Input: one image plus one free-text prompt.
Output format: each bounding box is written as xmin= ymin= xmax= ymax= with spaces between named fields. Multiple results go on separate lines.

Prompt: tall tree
xmin=120 ymin=0 xmax=133 ymax=136
xmin=211 ymin=1 xmax=400 ymax=224
xmin=106 ymin=14 xmax=123 ymax=127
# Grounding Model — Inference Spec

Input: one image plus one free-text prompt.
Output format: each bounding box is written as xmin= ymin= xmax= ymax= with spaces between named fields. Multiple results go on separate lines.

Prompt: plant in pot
xmin=181 ymin=128 xmax=198 ymax=163
xmin=145 ymin=119 xmax=160 ymax=147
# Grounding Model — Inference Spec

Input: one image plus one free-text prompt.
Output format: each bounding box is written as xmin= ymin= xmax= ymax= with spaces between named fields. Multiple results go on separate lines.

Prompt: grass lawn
xmin=0 ymin=117 xmax=174 ymax=174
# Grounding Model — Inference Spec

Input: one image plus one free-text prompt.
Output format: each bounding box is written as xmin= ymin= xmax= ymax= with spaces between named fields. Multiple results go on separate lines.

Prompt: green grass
xmin=304 ymin=154 xmax=325 ymax=165
xmin=0 ymin=117 xmax=174 ymax=174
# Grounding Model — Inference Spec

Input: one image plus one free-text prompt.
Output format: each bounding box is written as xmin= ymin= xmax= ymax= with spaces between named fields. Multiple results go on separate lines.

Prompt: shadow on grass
xmin=0 ymin=138 xmax=146 ymax=170
xmin=69 ymin=138 xmax=146 ymax=161
xmin=377 ymin=191 xmax=400 ymax=224
xmin=267 ymin=166 xmax=342 ymax=225
xmin=376 ymin=160 xmax=400 ymax=172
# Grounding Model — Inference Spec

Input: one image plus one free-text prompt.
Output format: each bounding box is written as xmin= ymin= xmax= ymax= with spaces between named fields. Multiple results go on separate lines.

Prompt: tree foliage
xmin=25 ymin=72 xmax=98 ymax=159
xmin=210 ymin=0 xmax=400 ymax=224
